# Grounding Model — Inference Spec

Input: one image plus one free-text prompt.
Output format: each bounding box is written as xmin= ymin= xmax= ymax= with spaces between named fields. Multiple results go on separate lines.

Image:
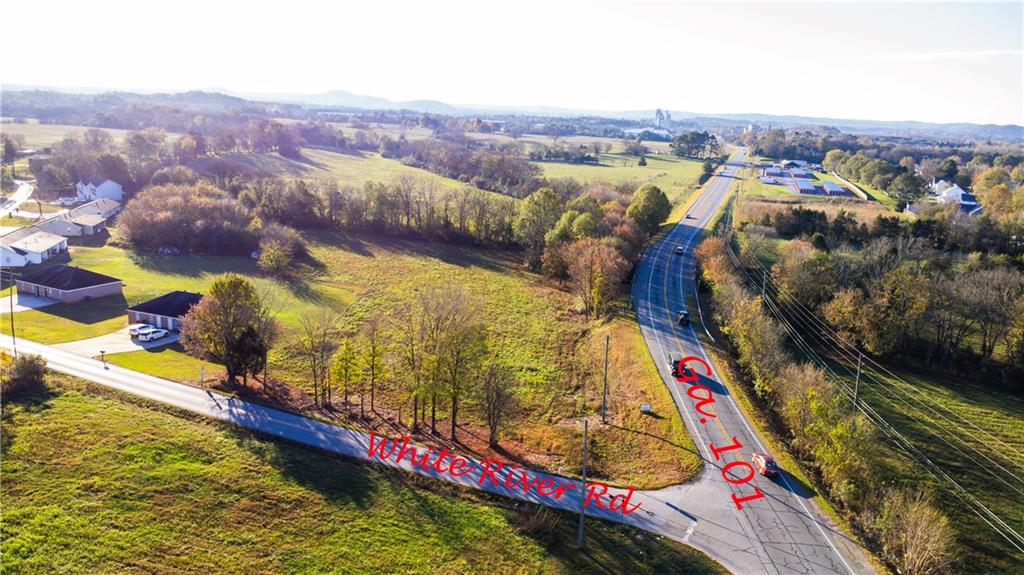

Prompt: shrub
xmin=118 ymin=183 xmax=258 ymax=255
xmin=1 ymin=353 xmax=47 ymax=395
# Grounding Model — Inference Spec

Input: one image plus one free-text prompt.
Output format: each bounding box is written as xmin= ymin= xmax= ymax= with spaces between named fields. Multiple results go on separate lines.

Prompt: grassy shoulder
xmin=579 ymin=315 xmax=702 ymax=488
xmin=1 ymin=374 xmax=726 ymax=575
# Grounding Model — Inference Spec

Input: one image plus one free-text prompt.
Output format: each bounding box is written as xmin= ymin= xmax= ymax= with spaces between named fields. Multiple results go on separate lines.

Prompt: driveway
xmin=53 ymin=327 xmax=179 ymax=357
xmin=1 ymin=182 xmax=34 ymax=215
xmin=0 ymin=294 xmax=58 ymax=312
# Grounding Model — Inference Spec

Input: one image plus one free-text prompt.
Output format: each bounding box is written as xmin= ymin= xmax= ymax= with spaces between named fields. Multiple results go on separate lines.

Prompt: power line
xmin=719 ymin=242 xmax=1024 ymax=552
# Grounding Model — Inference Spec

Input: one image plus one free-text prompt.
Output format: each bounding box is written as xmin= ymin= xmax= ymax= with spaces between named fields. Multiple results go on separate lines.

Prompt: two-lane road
xmin=632 ymin=149 xmax=875 ymax=574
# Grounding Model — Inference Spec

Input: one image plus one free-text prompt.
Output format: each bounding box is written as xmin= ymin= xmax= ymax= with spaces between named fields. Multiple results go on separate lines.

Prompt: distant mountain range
xmin=3 ymin=83 xmax=1022 ymax=142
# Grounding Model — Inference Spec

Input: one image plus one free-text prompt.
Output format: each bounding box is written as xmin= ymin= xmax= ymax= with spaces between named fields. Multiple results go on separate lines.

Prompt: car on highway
xmin=128 ymin=323 xmax=153 ymax=336
xmin=675 ymin=245 xmax=684 ymax=255
xmin=677 ymin=309 xmax=690 ymax=325
xmin=137 ymin=327 xmax=170 ymax=342
xmin=668 ymin=356 xmax=693 ymax=379
xmin=751 ymin=452 xmax=779 ymax=477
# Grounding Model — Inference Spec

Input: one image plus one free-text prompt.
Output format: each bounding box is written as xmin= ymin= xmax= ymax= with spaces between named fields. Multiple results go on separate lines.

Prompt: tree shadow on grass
xmin=1 ymin=382 xmax=59 ymax=457
xmin=606 ymin=423 xmax=700 ymax=457
xmin=227 ymin=426 xmax=376 ymax=509
xmin=35 ymin=293 xmax=127 ymax=324
xmin=130 ymin=252 xmax=252 ymax=278
xmin=306 ymin=228 xmax=514 ymax=273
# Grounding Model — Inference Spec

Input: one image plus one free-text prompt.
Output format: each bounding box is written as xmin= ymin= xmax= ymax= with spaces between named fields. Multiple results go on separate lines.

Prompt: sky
xmin=3 ymin=0 xmax=1022 ymax=125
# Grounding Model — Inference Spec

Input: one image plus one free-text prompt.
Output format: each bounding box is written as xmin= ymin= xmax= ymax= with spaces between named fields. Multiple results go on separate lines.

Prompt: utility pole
xmin=761 ymin=270 xmax=767 ymax=299
xmin=576 ymin=419 xmax=589 ymax=550
xmin=601 ymin=334 xmax=609 ymax=424
xmin=853 ymin=352 xmax=863 ymax=406
xmin=5 ymin=268 xmax=15 ymax=356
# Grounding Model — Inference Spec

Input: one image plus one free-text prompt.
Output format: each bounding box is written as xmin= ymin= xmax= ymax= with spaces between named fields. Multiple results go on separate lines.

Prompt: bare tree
xmin=877 ymin=490 xmax=957 ymax=575
xmin=298 ymin=312 xmax=339 ymax=407
xmin=480 ymin=364 xmax=518 ymax=447
xmin=971 ymin=267 xmax=1024 ymax=358
xmin=439 ymin=298 xmax=487 ymax=441
xmin=361 ymin=317 xmax=387 ymax=417
xmin=391 ymin=302 xmax=425 ymax=431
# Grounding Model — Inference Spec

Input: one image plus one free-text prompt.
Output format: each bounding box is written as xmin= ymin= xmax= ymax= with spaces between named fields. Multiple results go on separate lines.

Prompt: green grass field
xmin=192 ymin=147 xmax=473 ymax=192
xmin=1 ymin=244 xmax=355 ymax=344
xmin=2 ymin=228 xmax=698 ymax=489
xmin=1 ymin=376 xmax=725 ymax=575
xmin=535 ymin=153 xmax=704 ymax=202
xmin=826 ymin=359 xmax=1024 ymax=573
xmin=0 ymin=121 xmax=179 ymax=147
xmin=0 ymin=214 xmax=35 ymax=227
xmin=106 ymin=342 xmax=222 ymax=383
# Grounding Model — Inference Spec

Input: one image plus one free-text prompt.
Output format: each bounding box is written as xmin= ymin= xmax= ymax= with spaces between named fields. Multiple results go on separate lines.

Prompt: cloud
xmin=849 ymin=49 xmax=1022 ymax=63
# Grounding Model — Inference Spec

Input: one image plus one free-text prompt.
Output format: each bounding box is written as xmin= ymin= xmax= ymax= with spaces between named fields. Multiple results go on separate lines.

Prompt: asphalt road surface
xmin=630 ymin=149 xmax=874 ymax=574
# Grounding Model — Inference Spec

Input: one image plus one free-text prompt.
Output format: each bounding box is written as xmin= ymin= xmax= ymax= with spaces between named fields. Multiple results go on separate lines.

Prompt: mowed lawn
xmin=1 ymin=243 xmax=356 ymax=344
xmin=825 ymin=358 xmax=1024 ymax=573
xmin=1 ymin=377 xmax=726 ymax=575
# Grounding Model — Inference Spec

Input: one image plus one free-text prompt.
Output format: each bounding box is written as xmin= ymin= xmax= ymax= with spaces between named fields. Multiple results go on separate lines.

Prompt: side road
xmin=0 ymin=335 xmax=740 ymax=572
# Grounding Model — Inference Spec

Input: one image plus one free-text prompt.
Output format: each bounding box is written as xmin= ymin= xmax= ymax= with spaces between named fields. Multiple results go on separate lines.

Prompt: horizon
xmin=2 ymin=1 xmax=1022 ymax=126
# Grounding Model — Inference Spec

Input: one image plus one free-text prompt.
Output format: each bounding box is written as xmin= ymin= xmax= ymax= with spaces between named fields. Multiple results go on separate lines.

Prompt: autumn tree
xmin=438 ymin=294 xmax=488 ymax=441
xmin=876 ymin=490 xmax=957 ymax=575
xmin=330 ymin=337 xmax=359 ymax=411
xmin=566 ymin=238 xmax=628 ymax=316
xmin=180 ymin=274 xmax=279 ymax=385
xmin=514 ymin=187 xmax=563 ymax=270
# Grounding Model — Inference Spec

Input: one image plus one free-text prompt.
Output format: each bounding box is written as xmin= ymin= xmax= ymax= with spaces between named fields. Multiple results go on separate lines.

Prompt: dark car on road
xmin=668 ymin=356 xmax=693 ymax=379
xmin=677 ymin=310 xmax=690 ymax=325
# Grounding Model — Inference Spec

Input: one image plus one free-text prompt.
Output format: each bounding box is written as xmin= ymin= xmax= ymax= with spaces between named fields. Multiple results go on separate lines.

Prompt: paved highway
xmin=631 ymin=149 xmax=874 ymax=574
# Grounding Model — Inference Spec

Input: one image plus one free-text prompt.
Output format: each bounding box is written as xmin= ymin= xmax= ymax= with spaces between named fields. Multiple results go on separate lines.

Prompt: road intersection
xmin=1 ymin=155 xmax=875 ymax=573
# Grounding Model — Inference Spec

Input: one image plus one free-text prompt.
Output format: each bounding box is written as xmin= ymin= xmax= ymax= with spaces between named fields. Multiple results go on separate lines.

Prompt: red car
xmin=751 ymin=452 xmax=779 ymax=476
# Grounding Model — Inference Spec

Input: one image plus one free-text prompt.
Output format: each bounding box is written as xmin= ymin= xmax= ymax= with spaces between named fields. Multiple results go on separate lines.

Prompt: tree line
xmin=180 ymin=275 xmax=519 ymax=447
xmin=697 ymin=236 xmax=957 ymax=575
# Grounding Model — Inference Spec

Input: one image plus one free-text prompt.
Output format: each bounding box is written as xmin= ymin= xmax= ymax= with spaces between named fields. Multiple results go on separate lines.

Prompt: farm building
xmin=790 ymin=169 xmax=811 ymax=179
xmin=127 ymin=291 xmax=204 ymax=331
xmin=15 ymin=264 xmax=123 ymax=304
xmin=821 ymin=181 xmax=847 ymax=196
xmin=795 ymin=180 xmax=817 ymax=194
xmin=764 ymin=168 xmax=784 ymax=177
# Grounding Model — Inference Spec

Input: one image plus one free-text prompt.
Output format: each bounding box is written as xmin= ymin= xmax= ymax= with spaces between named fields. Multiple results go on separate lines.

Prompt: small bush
xmin=1 ymin=353 xmax=47 ymax=395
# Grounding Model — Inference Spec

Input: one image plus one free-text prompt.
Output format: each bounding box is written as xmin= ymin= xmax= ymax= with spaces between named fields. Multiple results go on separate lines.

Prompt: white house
xmin=72 ymin=198 xmax=121 ymax=220
xmin=1 ymin=245 xmax=29 ymax=267
xmin=936 ymin=184 xmax=974 ymax=205
xmin=4 ymin=231 xmax=67 ymax=265
xmin=929 ymin=179 xmax=954 ymax=195
xmin=76 ymin=179 xmax=124 ymax=202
